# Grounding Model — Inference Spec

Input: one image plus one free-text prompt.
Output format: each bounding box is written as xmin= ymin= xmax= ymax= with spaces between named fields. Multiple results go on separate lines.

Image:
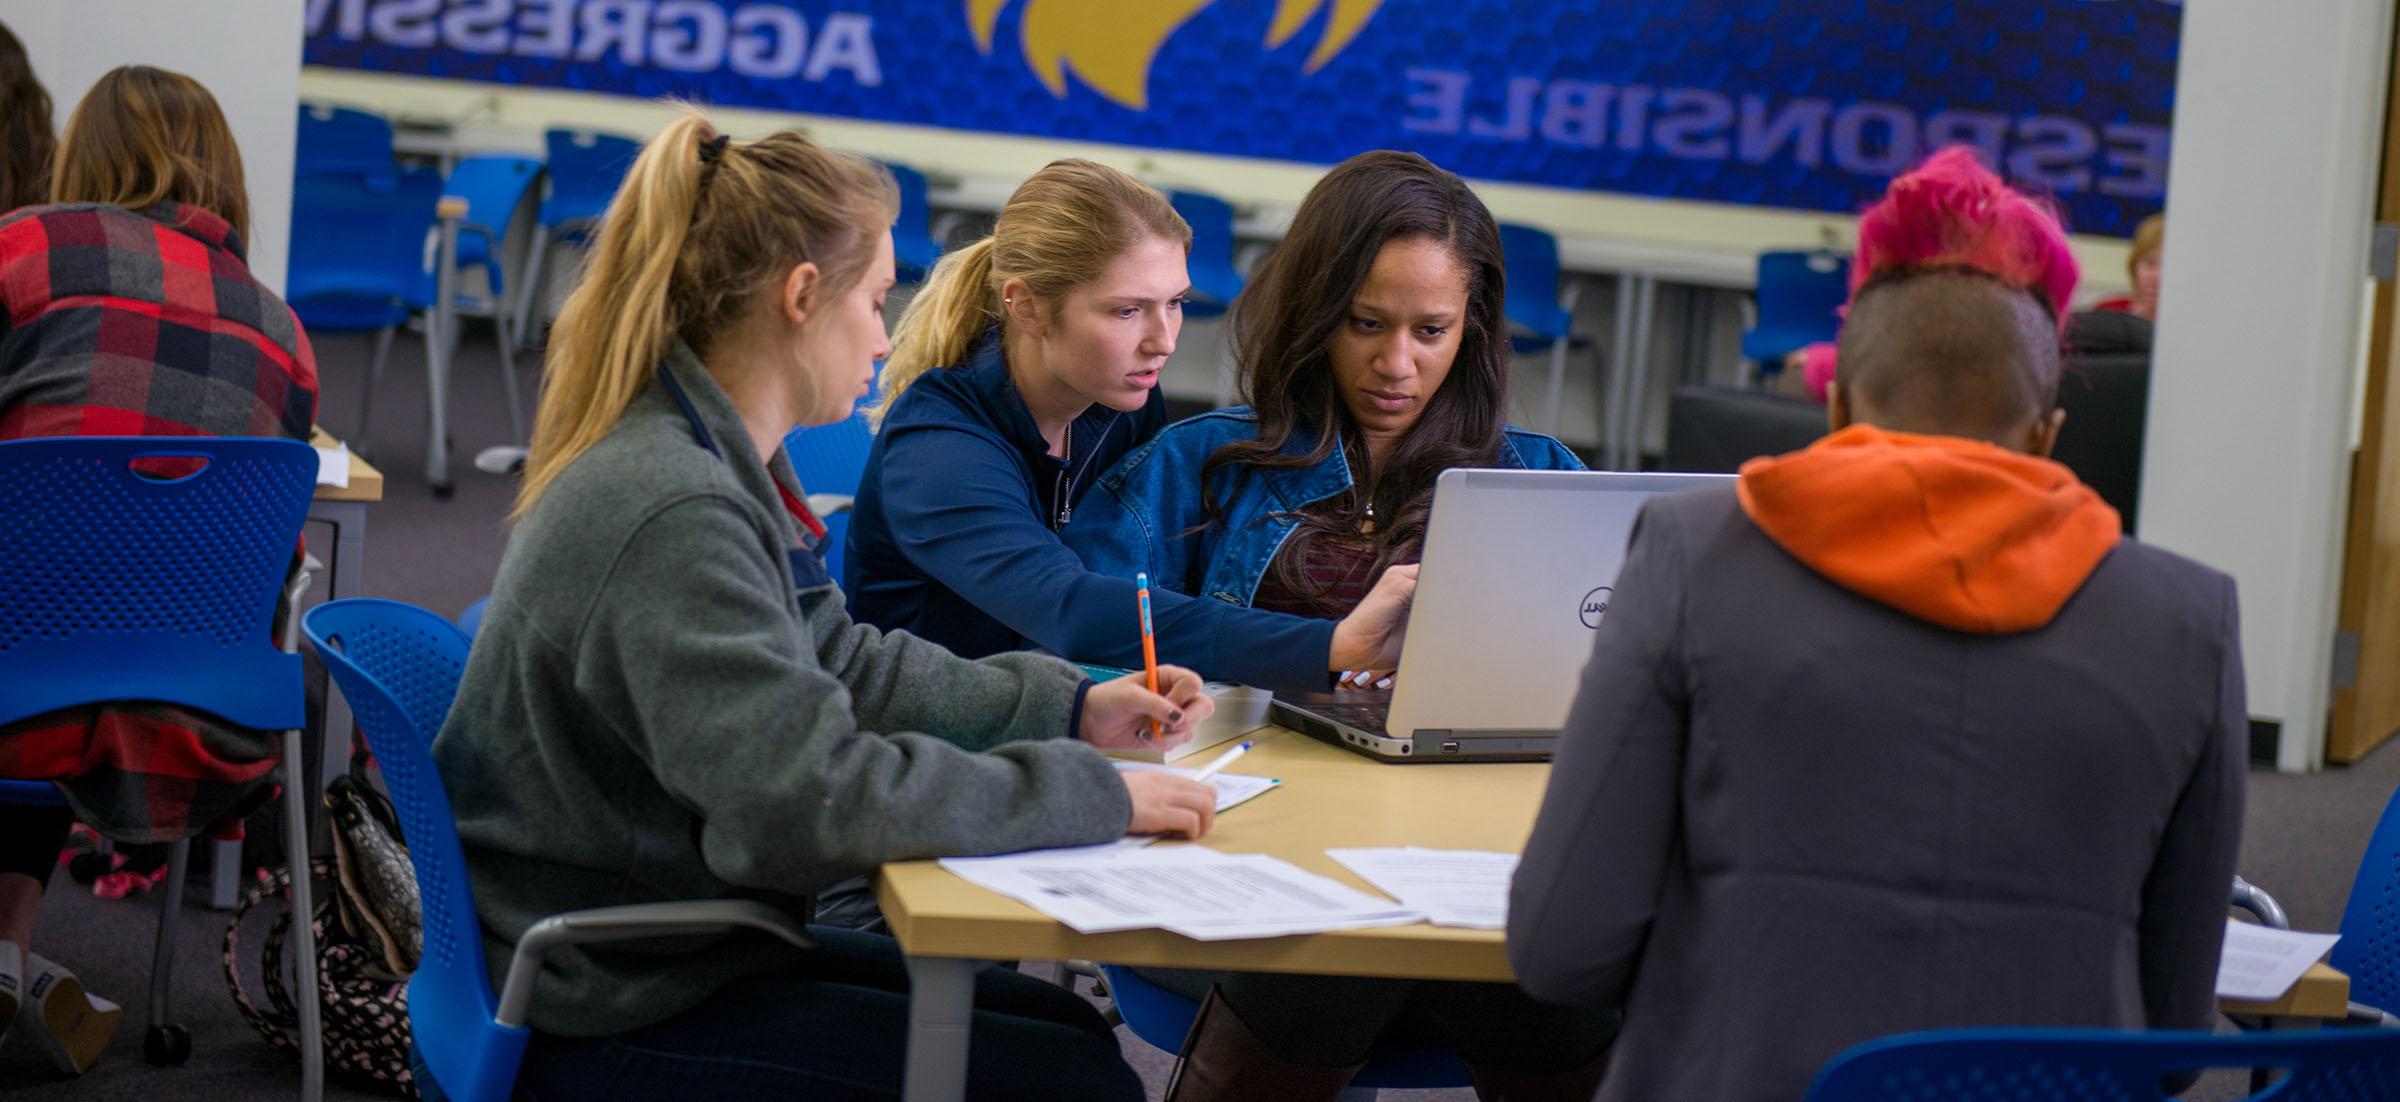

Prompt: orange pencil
xmin=1137 ymin=572 xmax=1161 ymax=742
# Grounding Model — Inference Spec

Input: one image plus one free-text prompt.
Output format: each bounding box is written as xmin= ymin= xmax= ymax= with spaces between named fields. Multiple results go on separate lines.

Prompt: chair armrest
xmin=806 ymin=493 xmax=855 ymax=517
xmin=494 ymin=899 xmax=815 ymax=1027
xmin=2230 ymin=876 xmax=2290 ymax=930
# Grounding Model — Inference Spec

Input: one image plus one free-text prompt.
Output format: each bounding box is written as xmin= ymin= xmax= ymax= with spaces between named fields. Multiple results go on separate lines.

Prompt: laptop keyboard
xmin=1299 ymin=700 xmax=1392 ymax=739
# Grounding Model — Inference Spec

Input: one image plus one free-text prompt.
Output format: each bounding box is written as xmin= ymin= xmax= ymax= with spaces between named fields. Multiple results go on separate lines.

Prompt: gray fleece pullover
xmin=434 ymin=342 xmax=1131 ymax=1037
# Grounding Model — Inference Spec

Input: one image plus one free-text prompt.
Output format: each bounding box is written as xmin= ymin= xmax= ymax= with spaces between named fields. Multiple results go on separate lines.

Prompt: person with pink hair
xmin=1785 ymin=145 xmax=2081 ymax=403
xmin=1508 ymin=145 xmax=2243 ymax=1101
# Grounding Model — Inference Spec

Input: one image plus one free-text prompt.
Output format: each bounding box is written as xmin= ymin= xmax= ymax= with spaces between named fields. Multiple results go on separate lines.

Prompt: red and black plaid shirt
xmin=0 ymin=201 xmax=319 ymax=843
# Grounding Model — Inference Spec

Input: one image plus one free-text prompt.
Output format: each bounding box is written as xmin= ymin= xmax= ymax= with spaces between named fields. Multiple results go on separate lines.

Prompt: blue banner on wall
xmin=303 ymin=0 xmax=2179 ymax=235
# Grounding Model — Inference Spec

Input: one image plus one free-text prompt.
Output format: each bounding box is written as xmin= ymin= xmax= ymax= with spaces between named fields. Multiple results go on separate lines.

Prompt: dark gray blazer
xmin=1508 ymin=485 xmax=2246 ymax=1102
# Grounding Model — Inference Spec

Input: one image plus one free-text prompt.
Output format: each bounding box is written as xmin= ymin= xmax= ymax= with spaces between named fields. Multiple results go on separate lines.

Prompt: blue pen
xmin=1193 ymin=740 xmax=1253 ymax=780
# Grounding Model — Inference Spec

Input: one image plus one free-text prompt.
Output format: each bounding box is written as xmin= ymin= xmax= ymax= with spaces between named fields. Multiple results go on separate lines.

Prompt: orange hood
xmin=1736 ymin=424 xmax=2121 ymax=634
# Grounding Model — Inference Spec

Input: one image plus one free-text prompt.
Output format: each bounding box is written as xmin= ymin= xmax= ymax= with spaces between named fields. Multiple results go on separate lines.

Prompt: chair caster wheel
xmin=431 ymin=481 xmax=455 ymax=499
xmin=145 ymin=1023 xmax=191 ymax=1066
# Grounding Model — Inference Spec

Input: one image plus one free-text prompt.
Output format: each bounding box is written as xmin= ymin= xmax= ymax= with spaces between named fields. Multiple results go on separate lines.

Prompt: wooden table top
xmin=309 ymin=425 xmax=384 ymax=503
xmin=878 ymin=725 xmax=2354 ymax=1016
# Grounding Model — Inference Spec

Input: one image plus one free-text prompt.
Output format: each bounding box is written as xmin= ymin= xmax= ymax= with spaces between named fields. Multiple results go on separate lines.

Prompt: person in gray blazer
xmin=1507 ymin=147 xmax=2246 ymax=1102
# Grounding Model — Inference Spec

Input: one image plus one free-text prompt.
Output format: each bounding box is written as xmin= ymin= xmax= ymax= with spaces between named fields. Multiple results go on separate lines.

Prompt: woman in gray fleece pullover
xmin=429 ymin=114 xmax=1221 ymax=1101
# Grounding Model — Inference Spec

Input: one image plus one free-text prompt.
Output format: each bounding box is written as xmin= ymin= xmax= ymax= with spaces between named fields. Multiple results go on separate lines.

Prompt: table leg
xmin=902 ymin=955 xmax=978 ymax=1102
xmin=426 ymin=217 xmax=460 ymax=492
xmin=1623 ymin=275 xmax=1660 ymax=471
xmin=1605 ymin=276 xmax=1638 ymax=470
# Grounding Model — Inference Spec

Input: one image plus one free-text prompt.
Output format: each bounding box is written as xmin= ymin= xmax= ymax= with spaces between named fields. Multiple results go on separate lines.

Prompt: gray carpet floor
xmin=2 ymin=323 xmax=2391 ymax=1101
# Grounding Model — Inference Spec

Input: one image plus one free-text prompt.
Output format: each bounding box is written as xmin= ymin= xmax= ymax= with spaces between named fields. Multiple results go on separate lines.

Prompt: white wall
xmin=1 ymin=0 xmax=304 ymax=292
xmin=2141 ymin=0 xmax=2394 ymax=772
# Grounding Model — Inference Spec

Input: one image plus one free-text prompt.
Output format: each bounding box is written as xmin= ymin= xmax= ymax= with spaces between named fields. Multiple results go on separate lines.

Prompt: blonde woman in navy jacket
xmin=1067 ymin=152 xmax=1611 ymax=1102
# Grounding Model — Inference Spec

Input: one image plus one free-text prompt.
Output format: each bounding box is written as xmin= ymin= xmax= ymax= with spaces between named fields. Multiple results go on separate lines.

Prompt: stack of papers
xmin=1112 ymin=761 xmax=1279 ymax=814
xmin=939 ymin=846 xmax=1423 ymax=941
xmin=2217 ymin=921 xmax=2341 ymax=1001
xmin=1079 ymin=664 xmax=1275 ymax=764
xmin=1328 ymin=847 xmax=1519 ymax=929
xmin=312 ymin=442 xmax=351 ymax=488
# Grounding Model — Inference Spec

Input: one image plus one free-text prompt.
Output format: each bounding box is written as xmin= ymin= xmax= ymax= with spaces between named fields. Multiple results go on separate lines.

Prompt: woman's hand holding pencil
xmin=1080 ymin=666 xmax=1215 ymax=750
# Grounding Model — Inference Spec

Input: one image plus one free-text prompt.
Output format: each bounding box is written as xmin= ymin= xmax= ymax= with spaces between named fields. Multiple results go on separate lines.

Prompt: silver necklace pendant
xmin=1358 ymin=499 xmax=1376 ymax=536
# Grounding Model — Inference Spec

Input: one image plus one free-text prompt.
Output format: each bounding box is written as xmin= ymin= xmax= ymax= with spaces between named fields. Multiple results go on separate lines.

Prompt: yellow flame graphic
xmin=969 ymin=0 xmax=1387 ymax=111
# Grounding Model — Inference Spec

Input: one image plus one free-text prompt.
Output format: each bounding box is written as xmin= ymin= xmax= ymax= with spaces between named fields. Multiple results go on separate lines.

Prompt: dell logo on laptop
xmin=1579 ymin=586 xmax=1613 ymax=629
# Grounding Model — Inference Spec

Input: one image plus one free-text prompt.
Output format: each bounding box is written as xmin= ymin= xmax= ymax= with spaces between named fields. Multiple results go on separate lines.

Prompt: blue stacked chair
xmin=437 ymin=155 xmax=544 ymax=442
xmin=303 ymin=599 xmax=815 ymax=1102
xmin=783 ymin=383 xmax=878 ymax=587
xmin=0 ymin=436 xmax=327 ymax=1099
xmin=1100 ymin=964 xmax=1470 ymax=1093
xmin=1170 ymin=191 xmax=1245 ymax=319
xmin=287 ymin=166 xmax=441 ymax=464
xmin=295 ymin=104 xmax=396 ymax=182
xmin=1741 ymin=250 xmax=1850 ymax=367
xmin=887 ymin=162 xmax=944 ymax=284
xmin=1497 ymin=223 xmax=1583 ymax=441
xmin=1804 ymin=1026 xmax=2400 ymax=1101
xmin=512 ymin=128 xmax=641 ymax=351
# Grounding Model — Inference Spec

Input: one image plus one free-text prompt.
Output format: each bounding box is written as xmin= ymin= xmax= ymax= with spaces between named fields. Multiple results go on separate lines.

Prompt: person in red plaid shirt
xmin=0 ymin=64 xmax=317 ymax=1075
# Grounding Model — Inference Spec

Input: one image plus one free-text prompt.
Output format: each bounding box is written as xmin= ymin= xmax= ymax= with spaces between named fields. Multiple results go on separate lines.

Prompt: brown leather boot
xmin=1465 ymin=1047 xmax=1611 ymax=1102
xmin=1163 ymin=985 xmax=1367 ymax=1102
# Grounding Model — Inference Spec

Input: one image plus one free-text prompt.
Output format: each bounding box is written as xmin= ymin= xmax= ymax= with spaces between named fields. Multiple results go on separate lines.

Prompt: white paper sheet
xmin=312 ymin=442 xmax=351 ymax=488
xmin=2216 ymin=920 xmax=2341 ymax=1001
xmin=1327 ymin=846 xmax=1520 ymax=929
xmin=1112 ymin=761 xmax=1280 ymax=813
xmin=939 ymin=846 xmax=1423 ymax=940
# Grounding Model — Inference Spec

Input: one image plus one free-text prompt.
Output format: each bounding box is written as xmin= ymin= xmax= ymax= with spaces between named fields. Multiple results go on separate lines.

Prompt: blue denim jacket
xmin=1064 ymin=407 xmax=1586 ymax=607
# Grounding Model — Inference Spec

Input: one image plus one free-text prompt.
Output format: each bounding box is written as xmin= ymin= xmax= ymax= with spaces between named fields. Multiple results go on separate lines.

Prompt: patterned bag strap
xmin=222 ymin=861 xmax=302 ymax=1054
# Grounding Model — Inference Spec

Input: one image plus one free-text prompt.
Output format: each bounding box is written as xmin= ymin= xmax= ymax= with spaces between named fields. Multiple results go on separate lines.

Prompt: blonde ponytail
xmin=515 ymin=106 xmax=897 ymax=519
xmin=870 ymin=158 xmax=1190 ymax=427
xmin=873 ymin=237 xmax=997 ymax=426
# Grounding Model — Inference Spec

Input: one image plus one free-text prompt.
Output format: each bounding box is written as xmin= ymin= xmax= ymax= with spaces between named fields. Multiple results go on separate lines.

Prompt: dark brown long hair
xmin=52 ymin=66 xmax=249 ymax=242
xmin=0 ymin=22 xmax=53 ymax=212
xmin=1203 ymin=150 xmax=1510 ymax=598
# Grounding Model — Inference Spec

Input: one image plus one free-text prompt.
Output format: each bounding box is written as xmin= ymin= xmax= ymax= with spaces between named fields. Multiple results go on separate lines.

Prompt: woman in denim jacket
xmin=1066 ymin=152 xmax=1614 ymax=1101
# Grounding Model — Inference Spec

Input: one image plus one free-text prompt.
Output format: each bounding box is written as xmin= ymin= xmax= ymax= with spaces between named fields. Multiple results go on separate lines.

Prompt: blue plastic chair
xmin=2334 ymin=777 xmax=2400 ymax=1016
xmin=1170 ymin=191 xmax=1246 ymax=319
xmin=1804 ymin=1025 xmax=2400 ymax=1101
xmin=295 ymin=104 xmax=395 ymax=182
xmin=454 ymin=597 xmax=489 ymax=641
xmin=437 ymin=155 xmax=543 ymax=441
xmin=288 ymin=167 xmax=441 ymax=458
xmin=303 ymin=599 xmax=816 ymax=1102
xmin=1741 ymin=250 xmax=1850 ymax=366
xmin=1098 ymin=965 xmax=1472 ymax=1091
xmin=1497 ymin=223 xmax=1585 ymax=440
xmin=512 ymin=128 xmax=642 ymax=350
xmin=887 ymin=162 xmax=944 ymax=284
xmin=0 ymin=436 xmax=326 ymax=1098
xmin=783 ymin=406 xmax=877 ymax=587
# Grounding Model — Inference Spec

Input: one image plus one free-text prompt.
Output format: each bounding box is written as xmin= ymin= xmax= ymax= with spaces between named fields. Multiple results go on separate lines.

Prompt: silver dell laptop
xmin=1271 ymin=468 xmax=1733 ymax=763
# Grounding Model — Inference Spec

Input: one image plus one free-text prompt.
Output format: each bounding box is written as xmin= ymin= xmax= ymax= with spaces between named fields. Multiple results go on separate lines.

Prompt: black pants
xmin=1138 ymin=966 xmax=1619 ymax=1072
xmin=497 ymin=927 xmax=1141 ymax=1102
xmin=0 ymin=804 xmax=72 ymax=882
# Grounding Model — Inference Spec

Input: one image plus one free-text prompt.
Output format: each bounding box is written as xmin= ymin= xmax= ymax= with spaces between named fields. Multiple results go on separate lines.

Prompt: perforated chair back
xmin=539 ymin=129 xmax=641 ymax=232
xmin=1742 ymin=250 xmax=1850 ymax=364
xmin=301 ymin=598 xmax=522 ymax=1102
xmin=296 ymin=104 xmax=397 ymax=182
xmin=1099 ymin=964 xmax=1471 ymax=1089
xmin=2335 ymin=779 xmax=2400 ymax=1015
xmin=442 ymin=156 xmax=544 ymax=294
xmin=0 ymin=437 xmax=313 ymax=729
xmin=1170 ymin=191 xmax=1244 ymax=318
xmin=784 ymin=404 xmax=876 ymax=585
xmin=887 ymin=162 xmax=944 ymax=283
xmin=288 ymin=167 xmax=442 ymax=332
xmin=1804 ymin=1026 xmax=2400 ymax=1101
